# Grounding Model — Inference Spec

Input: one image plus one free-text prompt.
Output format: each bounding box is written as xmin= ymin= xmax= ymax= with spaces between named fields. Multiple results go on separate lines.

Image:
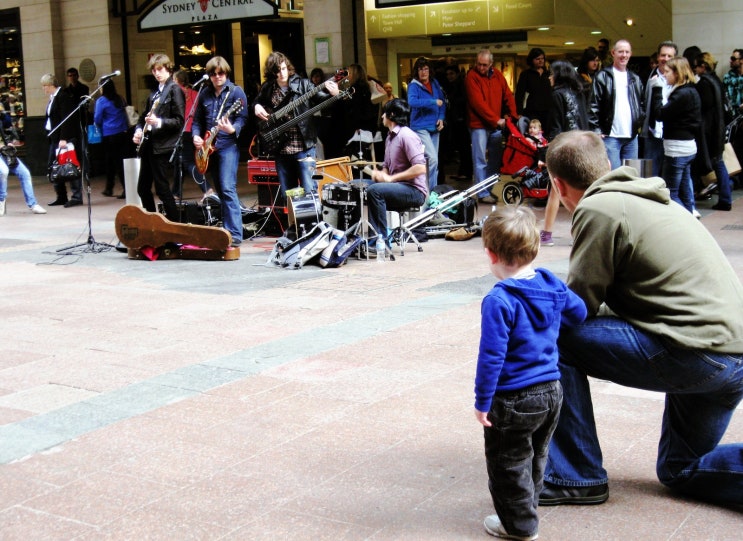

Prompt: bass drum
xmin=288 ymin=193 xmax=322 ymax=236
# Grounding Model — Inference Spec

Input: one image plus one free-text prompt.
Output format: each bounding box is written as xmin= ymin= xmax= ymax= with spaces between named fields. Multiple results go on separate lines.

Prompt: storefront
xmin=0 ymin=7 xmax=25 ymax=149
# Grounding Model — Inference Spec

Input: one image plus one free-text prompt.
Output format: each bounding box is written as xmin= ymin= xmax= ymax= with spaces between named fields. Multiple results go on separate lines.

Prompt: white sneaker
xmin=692 ymin=209 xmax=701 ymax=220
xmin=30 ymin=204 xmax=47 ymax=214
xmin=484 ymin=515 xmax=538 ymax=540
xmin=0 ymin=200 xmax=5 ymax=216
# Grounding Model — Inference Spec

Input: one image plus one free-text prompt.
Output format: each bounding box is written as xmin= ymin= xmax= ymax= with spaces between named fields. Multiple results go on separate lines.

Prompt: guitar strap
xmin=215 ymin=88 xmax=231 ymax=120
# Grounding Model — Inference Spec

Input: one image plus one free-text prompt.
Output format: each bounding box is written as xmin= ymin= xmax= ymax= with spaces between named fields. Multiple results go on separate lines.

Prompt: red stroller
xmin=499 ymin=116 xmax=550 ymax=205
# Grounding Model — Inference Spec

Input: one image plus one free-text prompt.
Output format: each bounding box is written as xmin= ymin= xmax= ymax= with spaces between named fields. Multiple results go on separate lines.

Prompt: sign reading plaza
xmin=138 ymin=0 xmax=278 ymax=31
xmin=367 ymin=0 xmax=555 ymax=39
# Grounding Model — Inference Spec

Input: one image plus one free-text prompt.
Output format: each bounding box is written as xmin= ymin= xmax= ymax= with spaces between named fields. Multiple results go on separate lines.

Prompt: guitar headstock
xmin=228 ymin=99 xmax=244 ymax=116
xmin=334 ymin=68 xmax=351 ymax=90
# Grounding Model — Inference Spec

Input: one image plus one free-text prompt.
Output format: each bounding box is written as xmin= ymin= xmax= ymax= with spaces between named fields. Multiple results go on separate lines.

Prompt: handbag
xmin=87 ymin=124 xmax=102 ymax=144
xmin=125 ymin=105 xmax=139 ymax=128
xmin=49 ymin=144 xmax=82 ymax=183
xmin=0 ymin=144 xmax=18 ymax=168
xmin=722 ymin=142 xmax=741 ymax=176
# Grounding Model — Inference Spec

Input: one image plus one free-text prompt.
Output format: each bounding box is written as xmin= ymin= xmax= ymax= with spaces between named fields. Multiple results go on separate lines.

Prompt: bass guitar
xmin=194 ymin=99 xmax=244 ymax=174
xmin=255 ymin=88 xmax=354 ymax=156
xmin=257 ymin=69 xmax=348 ymax=136
xmin=135 ymin=96 xmax=160 ymax=157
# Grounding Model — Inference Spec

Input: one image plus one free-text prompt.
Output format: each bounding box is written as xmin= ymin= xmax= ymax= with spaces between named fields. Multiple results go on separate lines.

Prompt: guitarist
xmin=192 ymin=56 xmax=249 ymax=247
xmin=132 ymin=54 xmax=184 ymax=222
xmin=253 ymin=52 xmax=339 ymax=197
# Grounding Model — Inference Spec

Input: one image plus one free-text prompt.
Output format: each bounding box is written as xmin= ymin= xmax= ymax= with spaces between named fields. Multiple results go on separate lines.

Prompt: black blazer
xmin=137 ymin=80 xmax=185 ymax=155
xmin=46 ymin=88 xmax=77 ymax=146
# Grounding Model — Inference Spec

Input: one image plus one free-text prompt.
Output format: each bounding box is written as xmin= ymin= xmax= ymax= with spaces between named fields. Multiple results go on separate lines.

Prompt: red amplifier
xmin=248 ymin=159 xmax=278 ymax=184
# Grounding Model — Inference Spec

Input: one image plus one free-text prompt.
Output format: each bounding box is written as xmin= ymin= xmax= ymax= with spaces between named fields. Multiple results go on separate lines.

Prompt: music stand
xmin=52 ymin=80 xmax=115 ymax=254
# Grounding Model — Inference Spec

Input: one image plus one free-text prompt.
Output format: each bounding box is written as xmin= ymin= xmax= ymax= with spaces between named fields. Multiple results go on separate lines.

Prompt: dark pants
xmin=484 ymin=380 xmax=562 ymax=538
xmin=365 ymin=181 xmax=426 ymax=240
xmin=103 ymin=132 xmax=127 ymax=193
xmin=138 ymin=149 xmax=177 ymax=220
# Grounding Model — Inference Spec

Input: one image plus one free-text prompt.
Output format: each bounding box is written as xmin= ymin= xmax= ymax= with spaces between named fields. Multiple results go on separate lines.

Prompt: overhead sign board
xmin=138 ymin=0 xmax=278 ymax=31
xmin=367 ymin=0 xmax=555 ymax=39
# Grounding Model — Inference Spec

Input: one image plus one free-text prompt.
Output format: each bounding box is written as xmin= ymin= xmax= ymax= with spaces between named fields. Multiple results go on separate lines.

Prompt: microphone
xmin=99 ymin=70 xmax=121 ymax=82
xmin=192 ymin=73 xmax=209 ymax=88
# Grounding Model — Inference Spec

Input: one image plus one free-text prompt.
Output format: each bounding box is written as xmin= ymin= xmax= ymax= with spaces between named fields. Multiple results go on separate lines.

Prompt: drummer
xmin=367 ymin=99 xmax=428 ymax=252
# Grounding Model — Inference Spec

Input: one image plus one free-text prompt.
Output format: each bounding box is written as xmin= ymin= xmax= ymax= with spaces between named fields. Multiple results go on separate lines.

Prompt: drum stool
xmin=387 ymin=205 xmax=423 ymax=256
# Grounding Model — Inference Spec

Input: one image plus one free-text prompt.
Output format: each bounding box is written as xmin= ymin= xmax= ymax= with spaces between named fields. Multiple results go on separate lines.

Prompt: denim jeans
xmin=545 ymin=316 xmax=743 ymax=504
xmin=641 ymin=136 xmax=665 ymax=177
xmin=662 ymin=153 xmax=696 ymax=212
xmin=470 ymin=128 xmax=503 ymax=198
xmin=414 ymin=129 xmax=439 ymax=191
xmin=0 ymin=157 xmax=39 ymax=207
xmin=366 ymin=181 xmax=426 ymax=241
xmin=485 ymin=381 xmax=562 ymax=538
xmin=275 ymin=147 xmax=317 ymax=196
xmin=713 ymin=155 xmax=732 ymax=206
xmin=603 ymin=136 xmax=638 ymax=170
xmin=209 ymin=144 xmax=242 ymax=242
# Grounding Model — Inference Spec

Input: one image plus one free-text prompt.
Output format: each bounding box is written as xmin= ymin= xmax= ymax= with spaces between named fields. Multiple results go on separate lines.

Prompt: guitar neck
xmin=261 ymin=88 xmax=352 ymax=146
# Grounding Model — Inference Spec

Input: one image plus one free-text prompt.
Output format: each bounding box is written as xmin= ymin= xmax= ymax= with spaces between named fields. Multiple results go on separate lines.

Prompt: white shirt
xmin=610 ymin=69 xmax=632 ymax=138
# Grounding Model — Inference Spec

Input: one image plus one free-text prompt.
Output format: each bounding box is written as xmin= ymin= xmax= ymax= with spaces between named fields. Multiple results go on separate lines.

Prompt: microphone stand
xmin=170 ymin=80 xmax=206 ymax=223
xmin=52 ymin=80 xmax=115 ymax=254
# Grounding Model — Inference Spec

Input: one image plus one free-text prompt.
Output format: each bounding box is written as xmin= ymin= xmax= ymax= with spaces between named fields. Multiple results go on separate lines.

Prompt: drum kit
xmin=286 ymin=157 xmax=382 ymax=240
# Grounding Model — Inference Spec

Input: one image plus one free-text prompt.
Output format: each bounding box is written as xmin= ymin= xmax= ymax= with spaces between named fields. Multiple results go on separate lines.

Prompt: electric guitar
xmin=257 ymin=69 xmax=349 ymax=136
xmin=135 ymin=96 xmax=160 ymax=157
xmin=194 ymin=99 xmax=244 ymax=174
xmin=256 ymin=87 xmax=354 ymax=156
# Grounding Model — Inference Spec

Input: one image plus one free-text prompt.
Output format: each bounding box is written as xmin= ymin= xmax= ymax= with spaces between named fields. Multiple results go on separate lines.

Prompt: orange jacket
xmin=464 ymin=67 xmax=517 ymax=130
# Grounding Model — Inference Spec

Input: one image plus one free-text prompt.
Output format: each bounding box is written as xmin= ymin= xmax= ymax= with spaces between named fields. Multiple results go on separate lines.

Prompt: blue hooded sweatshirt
xmin=474 ymin=268 xmax=587 ymax=413
xmin=407 ymin=77 xmax=447 ymax=133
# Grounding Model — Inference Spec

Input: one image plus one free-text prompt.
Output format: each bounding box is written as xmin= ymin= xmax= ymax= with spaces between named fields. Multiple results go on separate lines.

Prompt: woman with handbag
xmin=94 ymin=80 xmax=129 ymax=198
xmin=694 ymin=52 xmax=733 ymax=211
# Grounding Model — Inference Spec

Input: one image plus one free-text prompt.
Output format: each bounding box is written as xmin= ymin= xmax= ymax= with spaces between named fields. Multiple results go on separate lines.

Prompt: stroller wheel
xmin=501 ymin=182 xmax=523 ymax=206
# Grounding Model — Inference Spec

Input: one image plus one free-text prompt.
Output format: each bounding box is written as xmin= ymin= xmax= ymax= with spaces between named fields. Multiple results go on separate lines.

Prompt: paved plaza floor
xmin=1 ymin=172 xmax=742 ymax=539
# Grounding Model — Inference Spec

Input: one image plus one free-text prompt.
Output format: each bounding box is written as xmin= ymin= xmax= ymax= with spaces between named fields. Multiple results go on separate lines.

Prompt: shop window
xmin=173 ymin=23 xmax=233 ymax=84
xmin=0 ymin=8 xmax=24 ymax=147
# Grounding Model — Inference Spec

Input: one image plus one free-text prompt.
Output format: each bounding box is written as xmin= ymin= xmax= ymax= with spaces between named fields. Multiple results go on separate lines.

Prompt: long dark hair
xmin=578 ymin=47 xmax=599 ymax=77
xmin=101 ymin=80 xmax=125 ymax=108
xmin=551 ymin=60 xmax=584 ymax=93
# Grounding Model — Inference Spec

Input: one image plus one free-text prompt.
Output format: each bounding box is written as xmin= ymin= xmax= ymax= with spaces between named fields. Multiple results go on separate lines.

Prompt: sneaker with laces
xmin=483 ymin=515 xmax=538 ymax=540
xmin=30 ymin=204 xmax=47 ymax=214
xmin=540 ymin=230 xmax=553 ymax=246
xmin=0 ymin=200 xmax=5 ymax=216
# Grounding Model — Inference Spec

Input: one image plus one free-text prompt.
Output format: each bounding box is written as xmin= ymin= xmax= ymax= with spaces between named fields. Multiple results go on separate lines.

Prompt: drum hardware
xmin=288 ymin=192 xmax=323 ymax=237
xmin=202 ymin=193 xmax=221 ymax=226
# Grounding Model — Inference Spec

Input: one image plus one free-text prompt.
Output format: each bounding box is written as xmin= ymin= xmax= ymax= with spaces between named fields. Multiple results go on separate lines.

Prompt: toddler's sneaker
xmin=484 ymin=515 xmax=538 ymax=540
xmin=540 ymin=230 xmax=553 ymax=246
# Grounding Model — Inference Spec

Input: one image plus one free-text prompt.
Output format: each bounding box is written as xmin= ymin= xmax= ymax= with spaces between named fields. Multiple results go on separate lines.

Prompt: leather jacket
xmin=254 ymin=73 xmax=332 ymax=150
xmin=589 ymin=67 xmax=645 ymax=137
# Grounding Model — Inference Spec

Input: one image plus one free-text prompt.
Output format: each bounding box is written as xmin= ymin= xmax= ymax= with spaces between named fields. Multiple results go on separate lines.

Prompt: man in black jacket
xmin=253 ymin=52 xmax=338 ymax=196
xmin=41 ymin=73 xmax=83 ymax=207
xmin=589 ymin=39 xmax=645 ymax=169
xmin=132 ymin=54 xmax=184 ymax=221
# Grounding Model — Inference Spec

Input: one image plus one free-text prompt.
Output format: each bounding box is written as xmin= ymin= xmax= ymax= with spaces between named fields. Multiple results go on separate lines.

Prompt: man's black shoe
xmin=48 ymin=198 xmax=68 ymax=206
xmin=711 ymin=202 xmax=732 ymax=211
xmin=64 ymin=199 xmax=83 ymax=208
xmin=539 ymin=482 xmax=609 ymax=506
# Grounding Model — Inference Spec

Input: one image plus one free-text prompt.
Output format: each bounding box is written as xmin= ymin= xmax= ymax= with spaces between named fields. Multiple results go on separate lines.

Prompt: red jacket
xmin=465 ymin=67 xmax=517 ymax=130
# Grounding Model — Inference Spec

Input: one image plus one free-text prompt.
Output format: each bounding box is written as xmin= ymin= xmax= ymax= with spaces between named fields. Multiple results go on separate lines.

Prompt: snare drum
xmin=321 ymin=182 xmax=360 ymax=209
xmin=288 ymin=193 xmax=322 ymax=235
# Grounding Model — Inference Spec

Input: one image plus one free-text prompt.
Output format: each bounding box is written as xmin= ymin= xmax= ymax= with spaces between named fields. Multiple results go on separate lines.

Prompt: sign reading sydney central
xmin=138 ymin=0 xmax=278 ymax=31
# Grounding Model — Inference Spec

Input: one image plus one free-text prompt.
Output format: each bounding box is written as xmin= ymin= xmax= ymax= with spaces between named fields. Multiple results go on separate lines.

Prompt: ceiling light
xmin=564 ymin=41 xmax=575 ymax=45
xmin=625 ymin=18 xmax=634 ymax=26
xmin=591 ymin=30 xmax=602 ymax=35
xmin=537 ymin=27 xmax=550 ymax=31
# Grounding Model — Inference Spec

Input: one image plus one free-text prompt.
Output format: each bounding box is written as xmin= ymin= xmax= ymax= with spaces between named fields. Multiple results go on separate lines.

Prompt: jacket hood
xmin=499 ymin=269 xmax=568 ymax=331
xmin=583 ymin=166 xmax=670 ymax=205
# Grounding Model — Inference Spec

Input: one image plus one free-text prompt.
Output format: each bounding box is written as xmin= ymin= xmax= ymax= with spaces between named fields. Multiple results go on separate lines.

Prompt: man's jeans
xmin=545 ymin=316 xmax=743 ymax=505
xmin=713 ymin=155 xmax=732 ymax=205
xmin=470 ymin=128 xmax=503 ymax=198
xmin=209 ymin=144 xmax=242 ymax=242
xmin=485 ymin=381 xmax=562 ymax=538
xmin=604 ymin=136 xmax=638 ymax=170
xmin=0 ymin=158 xmax=39 ymax=207
xmin=414 ymin=129 xmax=439 ymax=191
xmin=641 ymin=136 xmax=665 ymax=177
xmin=275 ymin=147 xmax=317 ymax=196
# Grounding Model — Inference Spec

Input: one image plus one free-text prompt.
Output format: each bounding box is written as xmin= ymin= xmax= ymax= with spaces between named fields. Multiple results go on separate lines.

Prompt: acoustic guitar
xmin=194 ymin=99 xmax=244 ymax=174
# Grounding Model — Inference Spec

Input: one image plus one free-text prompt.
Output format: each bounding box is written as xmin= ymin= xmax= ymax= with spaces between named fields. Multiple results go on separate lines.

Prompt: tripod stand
xmin=53 ymin=80 xmax=115 ymax=254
